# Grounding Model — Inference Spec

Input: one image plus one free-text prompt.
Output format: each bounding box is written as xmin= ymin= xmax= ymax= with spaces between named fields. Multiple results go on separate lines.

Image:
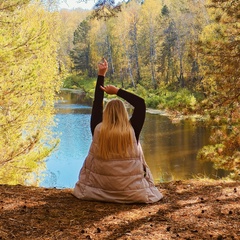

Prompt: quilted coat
xmin=73 ymin=123 xmax=163 ymax=203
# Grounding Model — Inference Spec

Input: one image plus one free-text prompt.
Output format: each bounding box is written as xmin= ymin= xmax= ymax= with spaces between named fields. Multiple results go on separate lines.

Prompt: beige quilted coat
xmin=73 ymin=123 xmax=163 ymax=203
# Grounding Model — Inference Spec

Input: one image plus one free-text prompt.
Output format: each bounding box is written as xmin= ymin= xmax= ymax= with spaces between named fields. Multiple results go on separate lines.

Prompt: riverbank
xmin=1 ymin=180 xmax=239 ymax=240
xmin=60 ymin=88 xmax=206 ymax=122
xmin=146 ymin=108 xmax=206 ymax=123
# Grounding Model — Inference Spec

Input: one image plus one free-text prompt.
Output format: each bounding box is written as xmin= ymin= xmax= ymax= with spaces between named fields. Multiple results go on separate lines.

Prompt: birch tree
xmin=140 ymin=0 xmax=163 ymax=89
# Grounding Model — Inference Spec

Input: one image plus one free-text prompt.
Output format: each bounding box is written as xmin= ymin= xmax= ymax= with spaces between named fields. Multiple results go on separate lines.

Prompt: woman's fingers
xmin=100 ymin=85 xmax=119 ymax=95
xmin=98 ymin=58 xmax=107 ymax=66
xmin=100 ymin=85 xmax=105 ymax=91
xmin=100 ymin=85 xmax=111 ymax=93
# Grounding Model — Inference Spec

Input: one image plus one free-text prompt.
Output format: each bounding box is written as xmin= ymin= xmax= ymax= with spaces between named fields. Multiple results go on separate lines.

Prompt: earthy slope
xmin=0 ymin=180 xmax=239 ymax=240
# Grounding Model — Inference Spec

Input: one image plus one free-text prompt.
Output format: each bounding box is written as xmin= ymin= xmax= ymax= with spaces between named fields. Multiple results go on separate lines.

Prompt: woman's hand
xmin=98 ymin=58 xmax=108 ymax=76
xmin=100 ymin=85 xmax=119 ymax=95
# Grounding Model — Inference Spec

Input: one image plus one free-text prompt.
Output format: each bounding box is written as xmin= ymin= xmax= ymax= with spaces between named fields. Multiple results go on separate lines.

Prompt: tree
xmin=91 ymin=0 xmax=122 ymax=21
xmin=140 ymin=0 xmax=162 ymax=89
xmin=198 ymin=0 xmax=240 ymax=179
xmin=0 ymin=0 xmax=62 ymax=184
xmin=157 ymin=0 xmax=207 ymax=89
xmin=0 ymin=0 xmax=29 ymax=10
xmin=108 ymin=2 xmax=136 ymax=87
xmin=128 ymin=1 xmax=141 ymax=85
xmin=160 ymin=19 xmax=178 ymax=85
xmin=70 ymin=20 xmax=92 ymax=75
xmin=58 ymin=8 xmax=90 ymax=72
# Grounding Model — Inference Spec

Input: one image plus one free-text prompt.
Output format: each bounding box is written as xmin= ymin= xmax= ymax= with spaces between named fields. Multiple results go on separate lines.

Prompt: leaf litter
xmin=0 ymin=180 xmax=239 ymax=240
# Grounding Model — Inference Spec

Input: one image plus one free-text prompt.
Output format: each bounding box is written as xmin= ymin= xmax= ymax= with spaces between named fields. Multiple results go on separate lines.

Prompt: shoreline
xmin=60 ymin=88 xmax=207 ymax=122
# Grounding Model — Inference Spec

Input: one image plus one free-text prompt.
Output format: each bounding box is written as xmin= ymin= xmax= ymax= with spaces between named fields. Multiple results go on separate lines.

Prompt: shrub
xmin=145 ymin=94 xmax=161 ymax=108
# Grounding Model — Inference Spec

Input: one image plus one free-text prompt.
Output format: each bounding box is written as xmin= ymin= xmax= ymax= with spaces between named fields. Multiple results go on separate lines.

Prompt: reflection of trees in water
xmin=59 ymin=90 xmax=92 ymax=106
xmin=141 ymin=114 xmax=227 ymax=182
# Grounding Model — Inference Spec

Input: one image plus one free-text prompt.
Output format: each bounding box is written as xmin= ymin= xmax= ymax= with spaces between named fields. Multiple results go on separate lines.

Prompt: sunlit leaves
xmin=0 ymin=1 xmax=62 ymax=184
xmin=198 ymin=0 xmax=240 ymax=179
xmin=58 ymin=8 xmax=89 ymax=70
xmin=67 ymin=0 xmax=240 ymax=178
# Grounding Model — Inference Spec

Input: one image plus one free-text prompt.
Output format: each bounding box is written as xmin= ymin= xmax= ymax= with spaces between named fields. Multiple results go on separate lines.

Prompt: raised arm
xmin=90 ymin=75 xmax=104 ymax=135
xmin=90 ymin=59 xmax=108 ymax=135
xmin=117 ymin=89 xmax=146 ymax=142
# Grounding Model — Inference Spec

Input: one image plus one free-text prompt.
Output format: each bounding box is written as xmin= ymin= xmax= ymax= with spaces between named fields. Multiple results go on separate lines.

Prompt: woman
xmin=73 ymin=58 xmax=163 ymax=203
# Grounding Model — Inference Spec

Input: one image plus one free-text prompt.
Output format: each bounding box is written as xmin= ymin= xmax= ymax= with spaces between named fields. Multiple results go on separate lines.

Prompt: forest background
xmin=0 ymin=0 xmax=239 ymax=185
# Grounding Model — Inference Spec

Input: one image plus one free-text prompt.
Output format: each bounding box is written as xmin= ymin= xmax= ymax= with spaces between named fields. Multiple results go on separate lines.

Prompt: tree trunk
xmin=150 ymin=25 xmax=157 ymax=89
xmin=133 ymin=20 xmax=141 ymax=84
xmin=123 ymin=38 xmax=135 ymax=88
xmin=106 ymin=35 xmax=114 ymax=76
xmin=178 ymin=53 xmax=185 ymax=87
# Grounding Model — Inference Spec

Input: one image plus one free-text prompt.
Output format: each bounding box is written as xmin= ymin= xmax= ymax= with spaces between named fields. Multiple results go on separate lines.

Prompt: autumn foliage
xmin=0 ymin=1 xmax=62 ymax=183
xmin=0 ymin=0 xmax=239 ymax=183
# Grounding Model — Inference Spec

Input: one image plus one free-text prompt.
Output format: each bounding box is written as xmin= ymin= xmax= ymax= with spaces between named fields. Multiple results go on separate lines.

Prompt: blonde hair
xmin=97 ymin=99 xmax=135 ymax=160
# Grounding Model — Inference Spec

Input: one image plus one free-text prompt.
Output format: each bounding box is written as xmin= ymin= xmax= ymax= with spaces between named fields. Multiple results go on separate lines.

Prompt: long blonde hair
xmin=97 ymin=99 xmax=135 ymax=160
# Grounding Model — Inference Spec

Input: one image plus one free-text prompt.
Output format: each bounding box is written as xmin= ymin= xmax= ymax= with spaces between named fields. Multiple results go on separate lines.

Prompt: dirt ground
xmin=0 ymin=180 xmax=239 ymax=240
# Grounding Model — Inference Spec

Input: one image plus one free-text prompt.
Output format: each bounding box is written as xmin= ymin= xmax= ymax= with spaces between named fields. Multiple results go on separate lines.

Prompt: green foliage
xmin=0 ymin=1 xmax=62 ymax=184
xmin=145 ymin=94 xmax=161 ymax=109
xmin=0 ymin=142 xmax=58 ymax=185
xmin=63 ymin=75 xmax=83 ymax=89
xmin=64 ymin=74 xmax=200 ymax=111
xmin=61 ymin=0 xmax=239 ymax=179
xmin=143 ymin=87 xmax=198 ymax=110
xmin=70 ymin=20 xmax=95 ymax=77
xmin=66 ymin=0 xmax=209 ymax=93
xmin=127 ymin=84 xmax=148 ymax=99
xmin=63 ymin=74 xmax=96 ymax=91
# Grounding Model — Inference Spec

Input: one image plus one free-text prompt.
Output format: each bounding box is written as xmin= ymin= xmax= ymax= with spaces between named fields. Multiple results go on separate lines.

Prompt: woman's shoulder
xmin=92 ymin=122 xmax=102 ymax=137
xmin=95 ymin=122 xmax=102 ymax=131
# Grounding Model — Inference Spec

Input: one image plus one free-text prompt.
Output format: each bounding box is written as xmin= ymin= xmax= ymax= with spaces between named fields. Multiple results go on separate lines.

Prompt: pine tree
xmin=70 ymin=20 xmax=92 ymax=76
xmin=198 ymin=0 xmax=240 ymax=179
xmin=0 ymin=1 xmax=62 ymax=184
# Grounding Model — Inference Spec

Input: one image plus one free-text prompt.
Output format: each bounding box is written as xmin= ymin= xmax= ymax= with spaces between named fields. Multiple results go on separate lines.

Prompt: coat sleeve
xmin=117 ymin=89 xmax=146 ymax=142
xmin=90 ymin=75 xmax=104 ymax=136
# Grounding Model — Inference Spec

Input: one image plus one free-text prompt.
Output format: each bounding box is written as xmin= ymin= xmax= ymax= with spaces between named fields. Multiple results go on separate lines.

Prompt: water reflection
xmin=141 ymin=114 xmax=221 ymax=182
xmin=40 ymin=91 xmax=92 ymax=188
xmin=40 ymin=90 xmax=227 ymax=188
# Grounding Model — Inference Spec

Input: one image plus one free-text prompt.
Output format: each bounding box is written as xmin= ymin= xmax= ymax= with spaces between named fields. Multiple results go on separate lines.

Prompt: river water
xmin=40 ymin=90 xmax=227 ymax=188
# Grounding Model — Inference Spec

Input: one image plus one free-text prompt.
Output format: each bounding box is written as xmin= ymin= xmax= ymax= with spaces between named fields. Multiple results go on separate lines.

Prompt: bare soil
xmin=0 ymin=180 xmax=239 ymax=240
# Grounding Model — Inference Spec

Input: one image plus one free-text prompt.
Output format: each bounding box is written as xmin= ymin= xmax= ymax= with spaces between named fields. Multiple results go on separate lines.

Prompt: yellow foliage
xmin=0 ymin=1 xmax=62 ymax=184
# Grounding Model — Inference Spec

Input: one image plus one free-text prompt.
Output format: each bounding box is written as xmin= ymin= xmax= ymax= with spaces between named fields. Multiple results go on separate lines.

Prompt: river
xmin=40 ymin=90 xmax=227 ymax=188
